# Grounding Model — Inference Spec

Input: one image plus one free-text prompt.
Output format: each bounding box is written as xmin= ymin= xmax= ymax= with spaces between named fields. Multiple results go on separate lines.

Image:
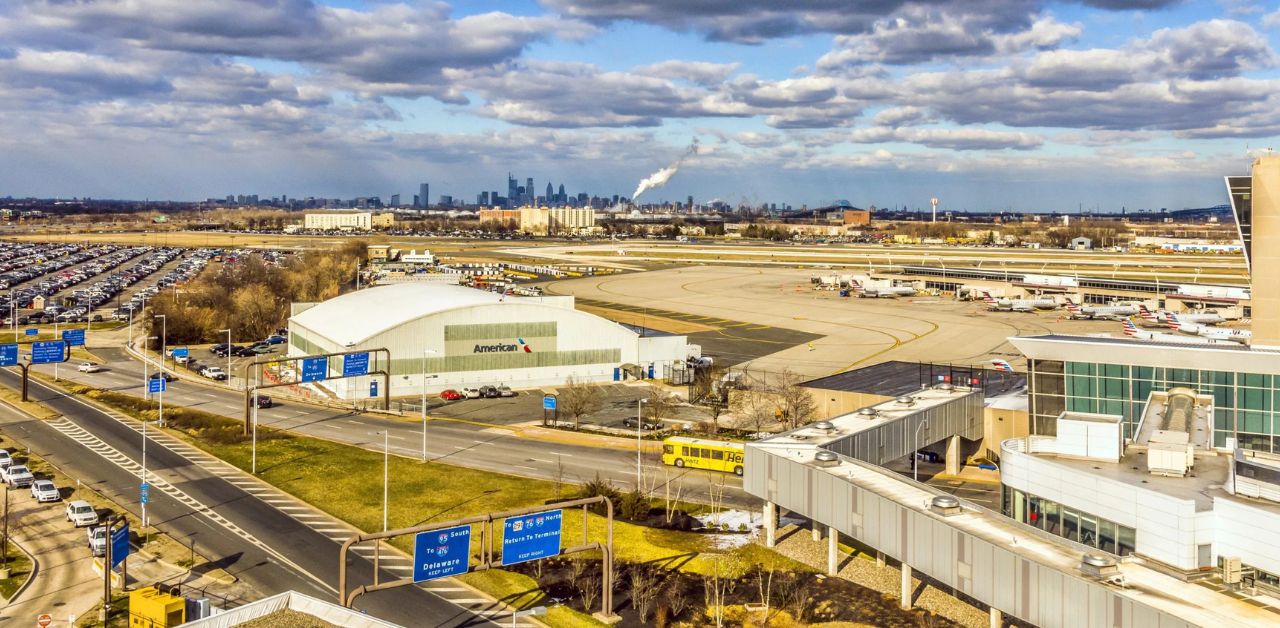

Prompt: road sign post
xmin=343 ymin=352 xmax=370 ymax=377
xmin=542 ymin=394 xmax=557 ymax=427
xmin=301 ymin=356 xmax=328 ymax=382
xmin=369 ymin=380 xmax=378 ymax=398
xmin=241 ymin=348 xmax=390 ymax=435
xmin=37 ymin=613 xmax=52 ymax=627
xmin=412 ymin=524 xmax=471 ymax=583
xmin=0 ymin=344 xmax=16 ymax=367
xmin=61 ymin=328 xmax=86 ymax=347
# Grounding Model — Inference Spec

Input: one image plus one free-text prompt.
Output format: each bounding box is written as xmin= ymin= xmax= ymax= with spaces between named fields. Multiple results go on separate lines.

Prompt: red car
xmin=439 ymin=389 xmax=462 ymax=401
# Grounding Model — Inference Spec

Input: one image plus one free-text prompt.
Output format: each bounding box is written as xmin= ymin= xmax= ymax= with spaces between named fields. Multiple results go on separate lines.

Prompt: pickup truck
xmin=3 ymin=464 xmax=34 ymax=488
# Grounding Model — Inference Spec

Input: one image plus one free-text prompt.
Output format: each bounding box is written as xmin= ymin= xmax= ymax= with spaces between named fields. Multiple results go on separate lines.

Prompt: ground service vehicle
xmin=661 ymin=437 xmax=746 ymax=476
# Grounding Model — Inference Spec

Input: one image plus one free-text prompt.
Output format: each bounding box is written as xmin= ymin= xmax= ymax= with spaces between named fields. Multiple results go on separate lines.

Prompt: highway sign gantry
xmin=301 ymin=356 xmax=328 ymax=382
xmin=413 ymin=524 xmax=471 ymax=583
xmin=501 ymin=509 xmax=562 ymax=566
xmin=342 ymin=352 xmax=369 ymax=377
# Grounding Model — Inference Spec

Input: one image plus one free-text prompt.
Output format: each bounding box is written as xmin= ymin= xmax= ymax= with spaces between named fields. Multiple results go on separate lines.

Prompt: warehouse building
xmin=286 ymin=283 xmax=688 ymax=398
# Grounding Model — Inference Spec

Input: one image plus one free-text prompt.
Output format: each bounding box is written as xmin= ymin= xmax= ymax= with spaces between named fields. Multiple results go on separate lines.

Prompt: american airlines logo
xmin=472 ymin=338 xmax=534 ymax=354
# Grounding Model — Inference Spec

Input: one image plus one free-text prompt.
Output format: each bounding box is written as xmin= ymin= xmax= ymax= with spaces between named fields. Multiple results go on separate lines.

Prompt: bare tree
xmin=668 ymin=581 xmax=689 ymax=619
xmin=753 ymin=563 xmax=776 ymax=621
xmin=662 ymin=466 xmax=686 ymax=525
xmin=643 ymin=386 xmax=676 ymax=426
xmin=557 ymin=376 xmax=604 ymax=429
xmin=706 ymin=474 xmax=728 ymax=531
xmin=554 ymin=454 xmax=565 ymax=499
xmin=629 ymin=564 xmax=661 ymax=622
xmin=776 ymin=369 xmax=818 ymax=430
xmin=731 ymin=386 xmax=778 ymax=436
xmin=702 ymin=555 xmax=738 ymax=628
xmin=578 ymin=573 xmax=601 ymax=613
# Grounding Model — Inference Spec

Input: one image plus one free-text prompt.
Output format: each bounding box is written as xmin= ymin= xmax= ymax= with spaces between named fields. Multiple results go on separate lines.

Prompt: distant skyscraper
xmin=416 ymin=183 xmax=429 ymax=208
xmin=546 ymin=181 xmax=554 ymax=203
xmin=688 ymin=195 xmax=694 ymax=211
xmin=390 ymin=194 xmax=400 ymax=207
xmin=558 ymin=183 xmax=566 ymax=203
xmin=507 ymin=174 xmax=518 ymax=208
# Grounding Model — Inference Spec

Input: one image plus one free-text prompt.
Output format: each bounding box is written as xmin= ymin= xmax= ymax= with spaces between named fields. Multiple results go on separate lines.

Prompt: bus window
xmin=663 ymin=445 xmax=673 ymax=454
xmin=712 ymin=450 xmax=724 ymax=460
xmin=700 ymin=448 xmax=710 ymax=458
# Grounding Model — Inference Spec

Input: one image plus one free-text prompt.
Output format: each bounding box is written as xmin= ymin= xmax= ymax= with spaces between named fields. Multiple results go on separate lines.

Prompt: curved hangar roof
xmin=291 ymin=283 xmax=515 ymax=345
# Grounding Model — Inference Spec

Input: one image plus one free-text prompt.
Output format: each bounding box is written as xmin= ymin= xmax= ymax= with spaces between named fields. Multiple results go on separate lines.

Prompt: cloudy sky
xmin=1 ymin=0 xmax=1278 ymax=211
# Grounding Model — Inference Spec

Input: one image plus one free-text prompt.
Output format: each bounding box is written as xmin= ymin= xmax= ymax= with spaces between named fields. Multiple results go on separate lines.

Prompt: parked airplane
xmin=853 ymin=281 xmax=917 ymax=298
xmin=1167 ymin=313 xmax=1251 ymax=343
xmin=1121 ymin=319 xmax=1228 ymax=344
xmin=982 ymin=292 xmax=1057 ymax=312
xmin=1138 ymin=304 xmax=1224 ymax=328
xmin=990 ymin=359 xmax=1015 ymax=373
xmin=1064 ymin=298 xmax=1139 ymax=320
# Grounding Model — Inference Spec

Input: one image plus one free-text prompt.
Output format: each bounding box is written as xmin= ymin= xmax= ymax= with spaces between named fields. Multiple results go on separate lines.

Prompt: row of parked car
xmin=0 ymin=446 xmax=108 ymax=556
xmin=439 ymin=385 xmax=517 ymax=400
xmin=116 ymin=249 xmax=218 ymax=318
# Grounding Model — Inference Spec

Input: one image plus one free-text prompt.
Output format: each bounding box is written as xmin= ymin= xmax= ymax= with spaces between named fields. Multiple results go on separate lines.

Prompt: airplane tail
xmin=990 ymin=359 xmax=1014 ymax=373
xmin=1138 ymin=304 xmax=1157 ymax=321
xmin=982 ymin=291 xmax=997 ymax=306
xmin=1064 ymin=298 xmax=1081 ymax=313
xmin=1167 ymin=312 xmax=1181 ymax=330
xmin=1121 ymin=319 xmax=1139 ymax=336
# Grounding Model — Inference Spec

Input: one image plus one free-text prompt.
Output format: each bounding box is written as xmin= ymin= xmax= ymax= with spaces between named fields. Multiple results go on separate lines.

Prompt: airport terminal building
xmin=286 ymin=283 xmax=689 ymax=398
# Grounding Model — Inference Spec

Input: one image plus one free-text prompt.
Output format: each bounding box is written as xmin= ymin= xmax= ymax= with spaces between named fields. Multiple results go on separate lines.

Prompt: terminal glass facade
xmin=1003 ymin=485 xmax=1137 ymax=556
xmin=1029 ymin=359 xmax=1279 ymax=452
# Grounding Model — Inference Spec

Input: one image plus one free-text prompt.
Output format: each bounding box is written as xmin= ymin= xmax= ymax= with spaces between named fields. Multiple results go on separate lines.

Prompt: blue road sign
xmin=413 ymin=524 xmax=471 ymax=583
xmin=62 ymin=328 xmax=86 ymax=347
xmin=30 ymin=341 xmax=66 ymax=364
xmin=140 ymin=493 xmax=148 ymax=505
xmin=342 ymin=352 xmax=370 ymax=377
xmin=0 ymin=344 xmax=16 ymax=367
xmin=172 ymin=347 xmax=189 ymax=358
xmin=24 ymin=328 xmax=37 ymax=337
xmin=110 ymin=524 xmax=129 ymax=568
xmin=369 ymin=380 xmax=378 ymax=398
xmin=300 ymin=356 xmax=328 ymax=383
xmin=141 ymin=481 xmax=149 ymax=490
xmin=542 ymin=395 xmax=557 ymax=411
xmin=148 ymin=377 xmax=166 ymax=394
xmin=501 ymin=509 xmax=562 ymax=566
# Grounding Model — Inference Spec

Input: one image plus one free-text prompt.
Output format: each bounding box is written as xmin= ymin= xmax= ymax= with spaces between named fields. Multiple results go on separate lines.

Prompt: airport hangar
xmin=286 ymin=282 xmax=690 ymax=399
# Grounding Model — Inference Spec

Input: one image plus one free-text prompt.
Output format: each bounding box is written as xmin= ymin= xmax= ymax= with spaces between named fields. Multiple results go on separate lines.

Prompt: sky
xmin=0 ymin=0 xmax=1278 ymax=211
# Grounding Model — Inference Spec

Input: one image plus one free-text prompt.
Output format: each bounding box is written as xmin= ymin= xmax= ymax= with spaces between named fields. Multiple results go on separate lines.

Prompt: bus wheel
xmin=734 ymin=466 xmax=743 ymax=476
xmin=674 ymin=459 xmax=684 ymax=468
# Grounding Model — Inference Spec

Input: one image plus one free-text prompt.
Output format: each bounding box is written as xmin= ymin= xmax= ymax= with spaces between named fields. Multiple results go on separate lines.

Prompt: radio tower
xmin=930 ymin=197 xmax=939 ymax=223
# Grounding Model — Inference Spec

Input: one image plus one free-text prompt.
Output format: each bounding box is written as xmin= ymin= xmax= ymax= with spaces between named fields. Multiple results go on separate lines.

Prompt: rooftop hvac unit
xmin=1148 ymin=430 xmax=1193 ymax=477
xmin=929 ymin=495 xmax=962 ymax=516
xmin=1223 ymin=557 xmax=1243 ymax=585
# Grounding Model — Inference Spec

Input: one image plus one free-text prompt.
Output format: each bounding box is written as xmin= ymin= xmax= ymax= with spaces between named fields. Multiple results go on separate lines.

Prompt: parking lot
xmin=424 ymin=382 xmax=711 ymax=431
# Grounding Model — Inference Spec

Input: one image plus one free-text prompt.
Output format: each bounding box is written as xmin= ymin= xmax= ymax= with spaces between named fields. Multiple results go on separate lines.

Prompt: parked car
xmin=175 ymin=354 xmax=191 ymax=365
xmin=496 ymin=385 xmax=516 ymax=398
xmin=148 ymin=371 xmax=176 ymax=382
xmin=461 ymin=387 xmax=482 ymax=399
xmin=201 ymin=366 xmax=228 ymax=381
xmin=30 ymin=479 xmax=60 ymax=502
xmin=78 ymin=362 xmax=103 ymax=373
xmin=66 ymin=500 xmax=99 ymax=527
xmin=0 ymin=450 xmax=11 ymax=469
xmin=439 ymin=389 xmax=462 ymax=401
xmin=253 ymin=394 xmax=273 ymax=408
xmin=264 ymin=334 xmax=286 ymax=345
xmin=479 ymin=385 xmax=500 ymax=398
xmin=232 ymin=346 xmax=255 ymax=357
xmin=914 ymin=451 xmax=941 ymax=464
xmin=248 ymin=343 xmax=273 ymax=354
xmin=88 ymin=526 xmax=108 ymax=556
xmin=210 ymin=343 xmax=229 ymax=355
xmin=3 ymin=464 xmax=33 ymax=488
xmin=622 ymin=417 xmax=662 ymax=430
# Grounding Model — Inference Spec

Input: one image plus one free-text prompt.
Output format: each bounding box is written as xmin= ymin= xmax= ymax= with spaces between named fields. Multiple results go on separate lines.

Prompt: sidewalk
xmin=0 ymin=498 xmax=102 ymax=627
xmin=769 ymin=523 xmax=989 ymax=628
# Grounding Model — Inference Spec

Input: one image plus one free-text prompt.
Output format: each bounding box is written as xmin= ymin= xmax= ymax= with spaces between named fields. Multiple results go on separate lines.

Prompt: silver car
xmin=0 ymin=450 xmax=11 ymax=469
xmin=30 ymin=479 xmax=59 ymax=502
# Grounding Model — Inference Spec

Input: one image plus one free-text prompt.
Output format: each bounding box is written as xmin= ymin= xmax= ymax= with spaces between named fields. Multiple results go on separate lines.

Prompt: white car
xmin=88 ymin=526 xmax=107 ymax=556
xmin=3 ymin=464 xmax=33 ymax=488
xmin=462 ymin=387 xmax=482 ymax=399
xmin=78 ymin=362 xmax=103 ymax=373
xmin=201 ymin=366 xmax=227 ymax=380
xmin=30 ymin=479 xmax=60 ymax=502
xmin=66 ymin=500 xmax=99 ymax=527
xmin=0 ymin=450 xmax=11 ymax=469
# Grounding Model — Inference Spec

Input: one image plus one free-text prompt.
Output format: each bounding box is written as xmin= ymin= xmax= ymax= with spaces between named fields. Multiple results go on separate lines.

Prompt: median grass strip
xmin=0 ymin=539 xmax=34 ymax=601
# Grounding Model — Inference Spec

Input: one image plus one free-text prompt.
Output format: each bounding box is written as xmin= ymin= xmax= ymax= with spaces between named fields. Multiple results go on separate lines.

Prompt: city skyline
xmin=0 ymin=1 xmax=1277 ymax=210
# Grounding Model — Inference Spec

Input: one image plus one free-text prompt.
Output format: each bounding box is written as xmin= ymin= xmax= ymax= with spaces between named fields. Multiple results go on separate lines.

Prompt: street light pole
xmin=421 ymin=349 xmax=437 ymax=462
xmin=251 ymin=388 xmax=258 ymax=474
xmin=53 ymin=317 xmax=59 ymax=381
xmin=219 ymin=328 xmax=232 ymax=388
xmin=636 ymin=398 xmax=648 ymax=488
xmin=369 ymin=431 xmax=389 ymax=532
xmin=913 ymin=420 xmax=929 ymax=483
xmin=154 ymin=314 xmax=166 ymax=374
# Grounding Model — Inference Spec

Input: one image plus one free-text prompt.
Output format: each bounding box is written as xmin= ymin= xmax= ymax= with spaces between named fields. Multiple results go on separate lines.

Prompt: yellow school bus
xmin=661 ymin=437 xmax=746 ymax=476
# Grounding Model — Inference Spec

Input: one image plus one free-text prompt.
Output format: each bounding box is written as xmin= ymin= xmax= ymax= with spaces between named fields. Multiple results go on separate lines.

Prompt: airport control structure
xmin=745 ymin=156 xmax=1280 ymax=628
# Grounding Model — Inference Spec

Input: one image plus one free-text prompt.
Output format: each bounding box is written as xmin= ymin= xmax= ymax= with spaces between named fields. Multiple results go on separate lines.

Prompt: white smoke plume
xmin=632 ymin=139 xmax=700 ymax=201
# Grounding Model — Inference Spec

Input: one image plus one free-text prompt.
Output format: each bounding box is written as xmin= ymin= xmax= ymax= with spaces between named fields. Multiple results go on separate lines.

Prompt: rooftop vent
xmin=929 ymin=495 xmax=962 ymax=516
xmin=857 ymin=408 xmax=878 ymax=417
xmin=935 ymin=383 xmax=954 ymax=391
xmin=813 ymin=451 xmax=839 ymax=467
xmin=811 ymin=421 xmax=835 ymax=432
xmin=1079 ymin=552 xmax=1120 ymax=578
xmin=895 ymin=396 xmax=916 ymax=406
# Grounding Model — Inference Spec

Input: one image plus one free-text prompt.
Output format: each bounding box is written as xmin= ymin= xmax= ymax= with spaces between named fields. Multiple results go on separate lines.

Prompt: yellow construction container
xmin=129 ymin=586 xmax=185 ymax=628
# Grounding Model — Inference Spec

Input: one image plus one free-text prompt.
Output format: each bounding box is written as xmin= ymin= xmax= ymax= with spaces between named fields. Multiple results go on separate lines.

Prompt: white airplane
xmin=1138 ymin=304 xmax=1224 ymax=328
xmin=990 ymin=359 xmax=1015 ymax=373
xmin=853 ymin=281 xmax=917 ymax=298
xmin=1121 ymin=319 xmax=1229 ymax=344
xmin=982 ymin=292 xmax=1057 ymax=312
xmin=1064 ymin=298 xmax=1138 ymax=320
xmin=1168 ymin=313 xmax=1251 ymax=344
